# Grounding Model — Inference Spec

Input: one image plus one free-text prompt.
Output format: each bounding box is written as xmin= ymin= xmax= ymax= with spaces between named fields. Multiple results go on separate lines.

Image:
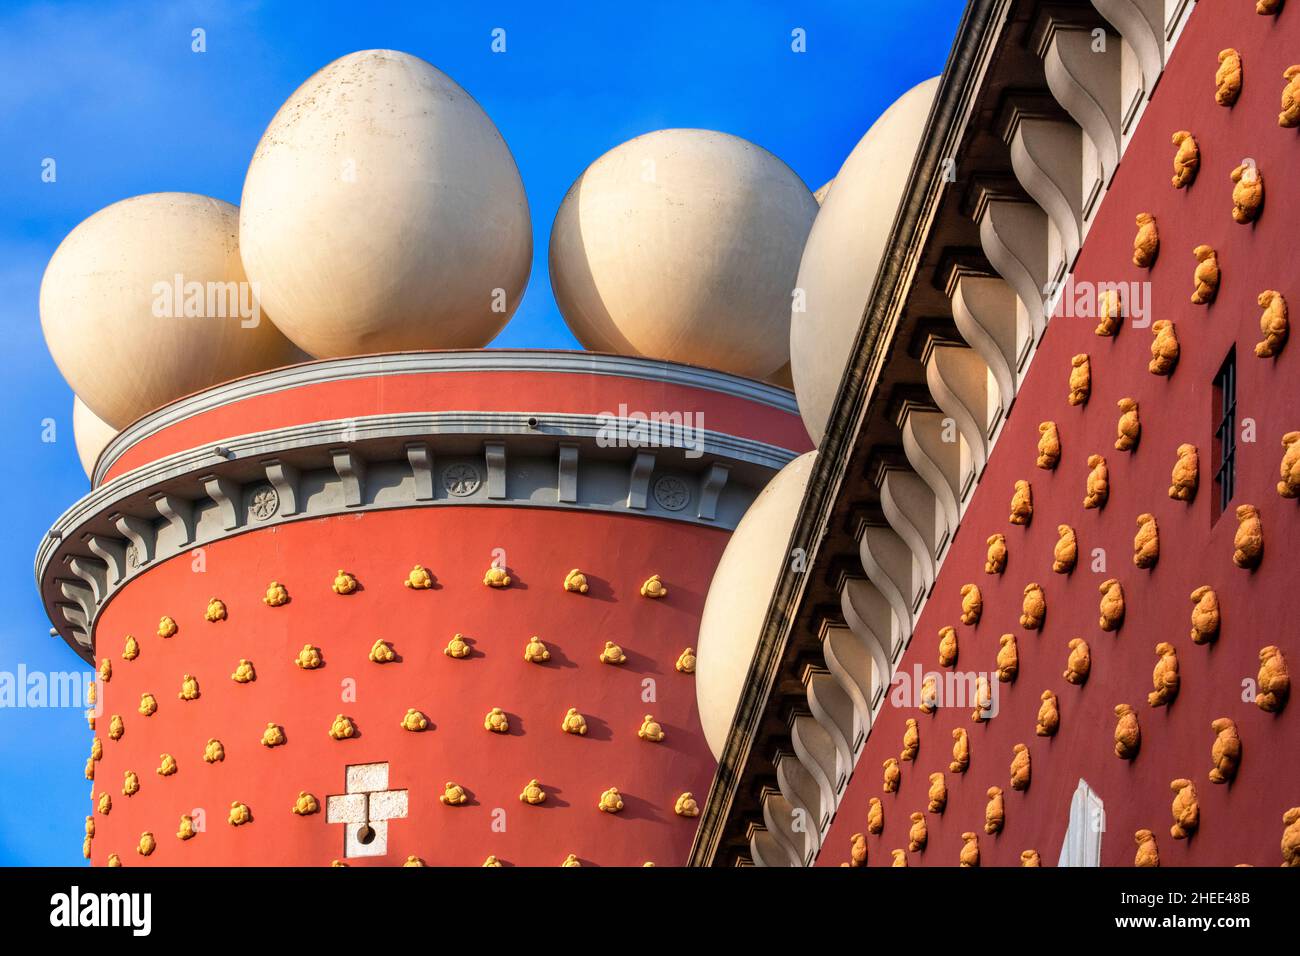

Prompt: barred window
xmin=1212 ymin=349 xmax=1236 ymax=518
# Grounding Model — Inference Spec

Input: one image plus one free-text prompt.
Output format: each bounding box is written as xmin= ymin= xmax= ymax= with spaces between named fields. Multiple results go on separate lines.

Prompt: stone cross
xmin=326 ymin=762 xmax=409 ymax=858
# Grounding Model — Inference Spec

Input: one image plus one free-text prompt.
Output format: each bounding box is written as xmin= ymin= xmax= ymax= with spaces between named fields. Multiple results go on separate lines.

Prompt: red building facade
xmin=689 ymin=0 xmax=1300 ymax=869
xmin=816 ymin=2 xmax=1298 ymax=867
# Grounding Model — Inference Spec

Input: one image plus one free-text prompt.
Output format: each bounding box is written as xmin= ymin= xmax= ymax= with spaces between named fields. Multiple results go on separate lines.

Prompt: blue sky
xmin=0 ymin=0 xmax=964 ymax=865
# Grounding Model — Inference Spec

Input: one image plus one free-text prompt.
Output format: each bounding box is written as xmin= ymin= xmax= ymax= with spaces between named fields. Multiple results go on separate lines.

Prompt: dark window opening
xmin=1212 ymin=349 xmax=1237 ymax=519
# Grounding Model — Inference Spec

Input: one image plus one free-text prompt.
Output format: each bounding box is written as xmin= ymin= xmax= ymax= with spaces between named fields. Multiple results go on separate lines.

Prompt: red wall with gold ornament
xmin=820 ymin=2 xmax=1298 ymax=867
xmin=89 ymin=506 xmax=725 ymax=867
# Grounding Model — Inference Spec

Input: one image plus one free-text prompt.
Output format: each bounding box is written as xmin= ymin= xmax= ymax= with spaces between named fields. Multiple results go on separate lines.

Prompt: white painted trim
xmin=1058 ymin=778 xmax=1105 ymax=866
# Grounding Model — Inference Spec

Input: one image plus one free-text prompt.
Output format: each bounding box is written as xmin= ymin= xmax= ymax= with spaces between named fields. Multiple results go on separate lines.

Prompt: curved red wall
xmin=820 ymin=3 xmax=1299 ymax=867
xmin=101 ymin=363 xmax=811 ymax=483
xmin=89 ymin=506 xmax=725 ymax=866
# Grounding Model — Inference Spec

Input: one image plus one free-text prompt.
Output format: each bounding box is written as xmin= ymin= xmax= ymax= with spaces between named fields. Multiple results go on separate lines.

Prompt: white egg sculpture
xmin=239 ymin=49 xmax=532 ymax=358
xmin=790 ymin=77 xmax=940 ymax=445
xmin=696 ymin=451 xmax=817 ymax=759
xmin=549 ymin=129 xmax=818 ymax=379
xmin=40 ymin=192 xmax=304 ymax=430
xmin=72 ymin=397 xmax=117 ymax=481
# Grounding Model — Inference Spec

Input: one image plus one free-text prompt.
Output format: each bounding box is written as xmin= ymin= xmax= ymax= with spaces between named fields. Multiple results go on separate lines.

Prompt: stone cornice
xmin=687 ymin=0 xmax=1015 ymax=867
xmin=40 ymin=411 xmax=798 ymax=664
xmin=934 ymin=246 xmax=997 ymax=297
xmin=994 ymin=90 xmax=1070 ymax=145
xmin=693 ymin=0 xmax=1200 ymax=867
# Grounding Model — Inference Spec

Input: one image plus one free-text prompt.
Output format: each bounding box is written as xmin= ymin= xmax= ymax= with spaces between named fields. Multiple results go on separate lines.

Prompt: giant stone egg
xmin=239 ymin=49 xmax=533 ymax=358
xmin=696 ymin=451 xmax=817 ymax=759
xmin=549 ymin=129 xmax=817 ymax=379
xmin=790 ymin=78 xmax=940 ymax=445
xmin=40 ymin=192 xmax=303 ymax=430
